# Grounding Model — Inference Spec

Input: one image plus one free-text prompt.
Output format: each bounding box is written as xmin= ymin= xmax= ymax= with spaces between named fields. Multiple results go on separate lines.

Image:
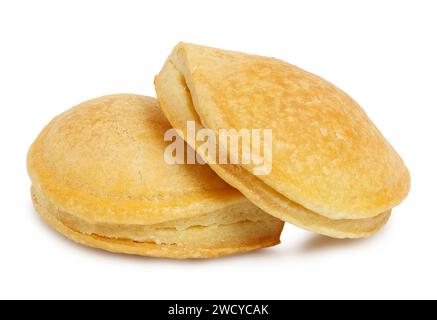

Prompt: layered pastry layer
xmin=27 ymin=94 xmax=284 ymax=258
xmin=155 ymin=43 xmax=409 ymax=238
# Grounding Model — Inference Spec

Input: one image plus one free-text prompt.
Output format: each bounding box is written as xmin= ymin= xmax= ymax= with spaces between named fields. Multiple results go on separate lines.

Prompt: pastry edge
xmin=31 ymin=189 xmax=282 ymax=259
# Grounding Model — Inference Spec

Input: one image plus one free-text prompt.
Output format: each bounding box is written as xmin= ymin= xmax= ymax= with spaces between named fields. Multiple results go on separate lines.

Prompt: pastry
xmin=155 ymin=43 xmax=410 ymax=238
xmin=27 ymin=94 xmax=284 ymax=258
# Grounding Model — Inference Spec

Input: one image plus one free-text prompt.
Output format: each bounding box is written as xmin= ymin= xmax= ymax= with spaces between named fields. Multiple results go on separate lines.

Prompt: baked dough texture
xmin=155 ymin=42 xmax=410 ymax=238
xmin=27 ymin=94 xmax=284 ymax=258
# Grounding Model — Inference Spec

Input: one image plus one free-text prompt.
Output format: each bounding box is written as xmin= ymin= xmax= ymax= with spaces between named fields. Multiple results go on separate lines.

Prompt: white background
xmin=0 ymin=0 xmax=436 ymax=300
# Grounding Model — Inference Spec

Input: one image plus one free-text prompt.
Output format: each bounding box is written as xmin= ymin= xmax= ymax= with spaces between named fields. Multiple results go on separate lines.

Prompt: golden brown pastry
xmin=155 ymin=42 xmax=410 ymax=239
xmin=27 ymin=94 xmax=284 ymax=258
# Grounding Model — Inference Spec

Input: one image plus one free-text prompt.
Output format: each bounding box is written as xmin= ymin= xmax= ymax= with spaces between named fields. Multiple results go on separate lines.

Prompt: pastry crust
xmin=27 ymin=94 xmax=284 ymax=258
xmin=32 ymin=188 xmax=281 ymax=259
xmin=155 ymin=42 xmax=409 ymax=238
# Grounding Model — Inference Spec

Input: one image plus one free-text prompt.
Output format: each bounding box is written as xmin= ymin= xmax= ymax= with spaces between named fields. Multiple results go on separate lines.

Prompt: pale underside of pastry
xmin=27 ymin=94 xmax=283 ymax=258
xmin=31 ymin=187 xmax=282 ymax=259
xmin=155 ymin=43 xmax=410 ymax=238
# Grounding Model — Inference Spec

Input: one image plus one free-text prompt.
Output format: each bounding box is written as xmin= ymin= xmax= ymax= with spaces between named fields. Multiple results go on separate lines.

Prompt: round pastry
xmin=155 ymin=42 xmax=410 ymax=239
xmin=27 ymin=94 xmax=284 ymax=258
